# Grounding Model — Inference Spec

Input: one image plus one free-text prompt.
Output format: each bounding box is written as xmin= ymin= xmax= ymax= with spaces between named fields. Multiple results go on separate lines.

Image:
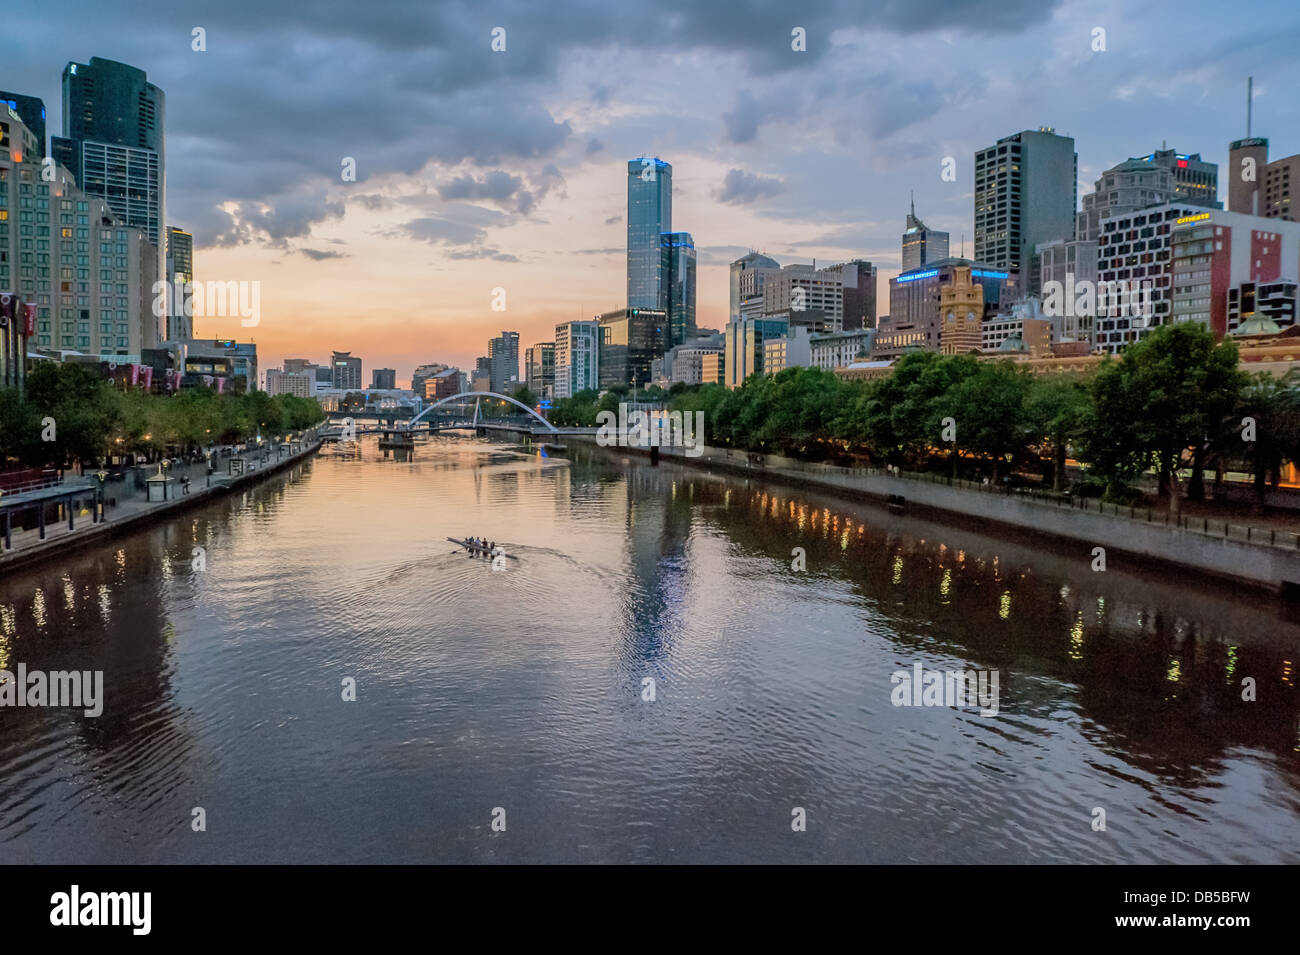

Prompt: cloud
xmin=298 ymin=248 xmax=349 ymax=260
xmin=713 ymin=168 xmax=785 ymax=205
xmin=604 ymin=215 xmax=622 ymax=225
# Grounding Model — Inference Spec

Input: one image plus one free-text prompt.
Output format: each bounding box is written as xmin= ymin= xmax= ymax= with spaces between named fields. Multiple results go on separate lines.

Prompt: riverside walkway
xmin=0 ymin=430 xmax=323 ymax=571
xmin=572 ymin=434 xmax=1300 ymax=595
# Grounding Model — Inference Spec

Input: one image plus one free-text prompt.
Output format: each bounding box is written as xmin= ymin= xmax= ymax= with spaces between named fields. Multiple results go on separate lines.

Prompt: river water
xmin=1 ymin=436 xmax=1298 ymax=863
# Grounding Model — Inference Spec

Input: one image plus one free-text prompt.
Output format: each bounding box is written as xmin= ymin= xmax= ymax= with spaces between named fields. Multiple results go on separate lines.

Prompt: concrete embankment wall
xmin=565 ymin=435 xmax=1300 ymax=595
xmin=0 ymin=439 xmax=324 ymax=574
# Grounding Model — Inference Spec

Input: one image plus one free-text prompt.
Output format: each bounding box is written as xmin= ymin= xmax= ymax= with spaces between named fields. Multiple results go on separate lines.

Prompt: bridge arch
xmin=408 ymin=390 xmax=558 ymax=433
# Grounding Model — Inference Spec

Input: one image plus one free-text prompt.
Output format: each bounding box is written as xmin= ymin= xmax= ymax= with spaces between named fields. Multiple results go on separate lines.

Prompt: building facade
xmin=661 ymin=231 xmax=696 ymax=347
xmin=877 ymin=258 xmax=1016 ymax=357
xmin=488 ymin=330 xmax=520 ymax=392
xmin=627 ymin=157 xmax=671 ymax=310
xmin=1 ymin=107 xmax=160 ymax=359
xmin=724 ymin=316 xmax=788 ymax=388
xmin=164 ymin=225 xmax=192 ymax=341
xmin=1094 ymin=202 xmax=1200 ymax=353
xmin=524 ymin=341 xmax=555 ymax=398
xmin=1169 ymin=209 xmax=1300 ymax=337
xmin=598 ymin=307 xmax=665 ymax=389
xmin=1228 ymin=136 xmax=1300 ymax=222
xmin=938 ymin=265 xmax=985 ymax=355
xmin=53 ymin=58 xmax=165 ymax=280
xmin=729 ymin=251 xmax=781 ymax=322
xmin=974 ymin=127 xmax=1077 ymax=294
xmin=331 ymin=350 xmax=362 ymax=390
xmin=902 ymin=199 xmax=949 ymax=272
xmin=371 ymin=367 xmax=396 ymax=390
xmin=553 ymin=319 xmax=600 ymax=398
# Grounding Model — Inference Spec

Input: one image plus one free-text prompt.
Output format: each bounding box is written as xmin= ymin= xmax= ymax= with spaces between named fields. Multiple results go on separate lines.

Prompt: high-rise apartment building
xmin=0 ymin=107 xmax=159 ymax=357
xmin=627 ymin=157 xmax=671 ymax=309
xmin=902 ymin=198 xmax=949 ymax=272
xmin=371 ymin=368 xmax=396 ymax=390
xmin=554 ymin=320 xmax=600 ymax=398
xmin=974 ymin=127 xmax=1077 ymax=294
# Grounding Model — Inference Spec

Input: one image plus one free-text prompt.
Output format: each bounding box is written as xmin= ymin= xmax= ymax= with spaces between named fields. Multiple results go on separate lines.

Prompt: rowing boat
xmin=447 ymin=537 xmax=520 ymax=560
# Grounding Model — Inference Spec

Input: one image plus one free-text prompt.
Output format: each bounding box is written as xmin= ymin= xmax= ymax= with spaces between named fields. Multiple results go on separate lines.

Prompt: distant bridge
xmin=323 ymin=391 xmax=597 ymax=439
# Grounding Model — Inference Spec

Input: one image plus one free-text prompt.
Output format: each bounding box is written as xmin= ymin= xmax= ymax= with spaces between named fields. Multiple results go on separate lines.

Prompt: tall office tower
xmin=53 ymin=58 xmax=166 ymax=281
xmin=901 ymin=197 xmax=949 ymax=271
xmin=553 ymin=320 xmax=600 ymax=398
xmin=164 ymin=226 xmax=193 ymax=340
xmin=661 ymin=232 xmax=696 ymax=347
xmin=331 ymin=351 xmax=362 ymax=390
xmin=627 ymin=157 xmax=672 ymax=309
xmin=974 ymin=127 xmax=1077 ymax=294
xmin=729 ymin=251 xmax=781 ymax=322
xmin=488 ymin=330 xmax=520 ymax=391
xmin=371 ymin=368 xmax=397 ymax=390
xmin=0 ymin=92 xmax=47 ymax=157
xmin=1229 ymin=141 xmax=1300 ymax=222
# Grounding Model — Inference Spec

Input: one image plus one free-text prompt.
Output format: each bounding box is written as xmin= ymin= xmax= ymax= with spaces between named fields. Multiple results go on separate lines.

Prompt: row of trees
xmin=0 ymin=363 xmax=325 ymax=473
xmin=553 ymin=324 xmax=1296 ymax=514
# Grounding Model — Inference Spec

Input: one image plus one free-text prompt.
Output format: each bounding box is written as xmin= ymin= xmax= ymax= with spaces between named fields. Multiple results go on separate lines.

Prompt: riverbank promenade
xmin=0 ymin=431 xmax=323 ymax=572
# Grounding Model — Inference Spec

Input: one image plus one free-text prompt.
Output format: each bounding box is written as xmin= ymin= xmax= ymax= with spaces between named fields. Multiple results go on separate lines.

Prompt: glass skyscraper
xmin=661 ymin=232 xmax=696 ymax=347
xmin=627 ymin=158 xmax=672 ymax=309
xmin=52 ymin=57 xmax=167 ymax=317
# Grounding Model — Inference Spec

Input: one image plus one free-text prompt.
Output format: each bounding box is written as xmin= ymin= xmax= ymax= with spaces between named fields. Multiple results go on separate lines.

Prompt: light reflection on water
xmin=0 ymin=436 xmax=1298 ymax=863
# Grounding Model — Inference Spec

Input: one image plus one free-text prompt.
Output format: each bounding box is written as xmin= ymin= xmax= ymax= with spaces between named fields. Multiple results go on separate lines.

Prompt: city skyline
xmin=2 ymin=0 xmax=1298 ymax=383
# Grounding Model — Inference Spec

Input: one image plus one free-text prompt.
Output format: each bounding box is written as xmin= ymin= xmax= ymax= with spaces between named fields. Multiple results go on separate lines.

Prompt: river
xmin=1 ymin=435 xmax=1297 ymax=863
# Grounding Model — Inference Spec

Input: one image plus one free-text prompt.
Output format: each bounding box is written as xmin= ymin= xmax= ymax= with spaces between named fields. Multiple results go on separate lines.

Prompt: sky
xmin=4 ymin=0 xmax=1299 ymax=387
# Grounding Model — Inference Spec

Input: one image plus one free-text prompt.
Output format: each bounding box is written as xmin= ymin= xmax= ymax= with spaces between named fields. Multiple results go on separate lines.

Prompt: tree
xmin=511 ymin=386 xmax=537 ymax=409
xmin=1084 ymin=323 xmax=1245 ymax=517
xmin=935 ymin=360 xmax=1032 ymax=481
xmin=1025 ymin=374 xmax=1092 ymax=490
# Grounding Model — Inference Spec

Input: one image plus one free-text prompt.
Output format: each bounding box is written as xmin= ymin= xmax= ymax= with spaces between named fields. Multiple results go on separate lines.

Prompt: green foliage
xmin=1083 ymin=323 xmax=1245 ymax=507
xmin=0 ymin=369 xmax=325 ymax=472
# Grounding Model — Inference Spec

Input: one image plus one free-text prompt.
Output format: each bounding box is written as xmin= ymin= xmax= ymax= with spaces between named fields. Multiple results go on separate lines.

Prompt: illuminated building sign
xmin=897 ymin=269 xmax=938 ymax=283
xmin=972 ymin=270 xmax=1009 ymax=280
xmin=1175 ymin=213 xmax=1212 ymax=225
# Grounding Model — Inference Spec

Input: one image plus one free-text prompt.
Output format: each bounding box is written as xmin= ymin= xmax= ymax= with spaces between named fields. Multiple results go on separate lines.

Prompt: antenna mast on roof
xmin=1247 ymin=76 xmax=1253 ymax=137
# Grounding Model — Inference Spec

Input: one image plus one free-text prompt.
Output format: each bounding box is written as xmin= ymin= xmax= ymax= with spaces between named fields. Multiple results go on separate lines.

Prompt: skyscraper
xmin=53 ymin=58 xmax=166 ymax=280
xmin=661 ymin=231 xmax=696 ymax=347
xmin=165 ymin=226 xmax=193 ymax=341
xmin=974 ymin=127 xmax=1077 ymax=294
xmin=901 ymin=197 xmax=949 ymax=272
xmin=627 ymin=157 xmax=672 ymax=309
xmin=371 ymin=368 xmax=397 ymax=390
xmin=488 ymin=330 xmax=520 ymax=392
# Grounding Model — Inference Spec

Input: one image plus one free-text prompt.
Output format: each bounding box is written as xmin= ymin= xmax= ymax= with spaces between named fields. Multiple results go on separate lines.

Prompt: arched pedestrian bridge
xmin=322 ymin=391 xmax=596 ymax=439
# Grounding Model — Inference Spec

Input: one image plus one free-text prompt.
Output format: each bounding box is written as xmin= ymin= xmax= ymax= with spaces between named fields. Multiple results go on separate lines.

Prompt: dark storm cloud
xmin=5 ymin=0 xmax=1068 ymax=251
xmin=714 ymin=168 xmax=784 ymax=205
